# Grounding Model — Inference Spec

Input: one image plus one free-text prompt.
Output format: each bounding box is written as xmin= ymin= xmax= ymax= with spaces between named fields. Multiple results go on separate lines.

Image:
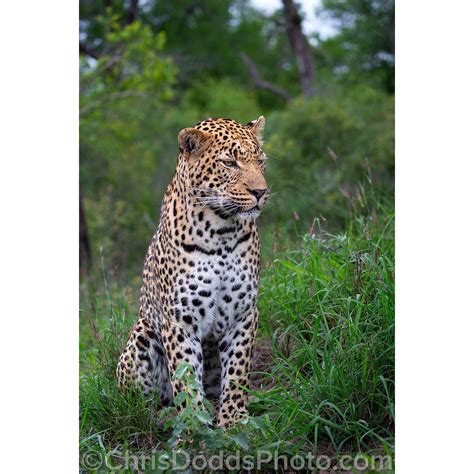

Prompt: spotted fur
xmin=117 ymin=116 xmax=268 ymax=427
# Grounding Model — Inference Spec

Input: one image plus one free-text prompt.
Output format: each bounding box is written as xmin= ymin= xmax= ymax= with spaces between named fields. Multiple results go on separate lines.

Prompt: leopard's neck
xmin=157 ymin=163 xmax=256 ymax=252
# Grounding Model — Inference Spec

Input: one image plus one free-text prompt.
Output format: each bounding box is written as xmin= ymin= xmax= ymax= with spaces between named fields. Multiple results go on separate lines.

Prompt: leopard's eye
xmin=220 ymin=160 xmax=238 ymax=168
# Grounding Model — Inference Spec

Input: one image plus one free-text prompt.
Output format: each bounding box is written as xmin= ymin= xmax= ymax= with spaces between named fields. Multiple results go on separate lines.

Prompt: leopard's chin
xmin=237 ymin=206 xmax=261 ymax=219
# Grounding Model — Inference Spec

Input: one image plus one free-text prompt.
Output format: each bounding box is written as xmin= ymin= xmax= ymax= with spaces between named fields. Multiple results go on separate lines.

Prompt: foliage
xmin=181 ymin=78 xmax=261 ymax=124
xmin=80 ymin=0 xmax=298 ymax=98
xmin=263 ymin=85 xmax=394 ymax=235
xmin=80 ymin=15 xmax=177 ymax=279
xmin=317 ymin=0 xmax=395 ymax=92
xmin=257 ymin=204 xmax=395 ymax=452
xmin=80 ymin=204 xmax=394 ymax=467
xmin=80 ymin=16 xmax=176 ymax=116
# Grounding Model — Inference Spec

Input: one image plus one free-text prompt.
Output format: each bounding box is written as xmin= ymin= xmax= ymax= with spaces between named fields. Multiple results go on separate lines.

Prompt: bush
xmin=182 ymin=78 xmax=262 ymax=124
xmin=263 ymin=86 xmax=394 ymax=233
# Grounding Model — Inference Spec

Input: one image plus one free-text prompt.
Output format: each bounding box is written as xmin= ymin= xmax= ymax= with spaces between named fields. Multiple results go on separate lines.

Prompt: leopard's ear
xmin=246 ymin=116 xmax=265 ymax=144
xmin=178 ymin=128 xmax=211 ymax=157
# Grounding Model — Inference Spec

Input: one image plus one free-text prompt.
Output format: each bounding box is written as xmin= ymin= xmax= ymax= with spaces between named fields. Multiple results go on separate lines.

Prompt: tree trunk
xmin=80 ymin=194 xmax=92 ymax=274
xmin=125 ymin=0 xmax=139 ymax=25
xmin=281 ymin=0 xmax=316 ymax=99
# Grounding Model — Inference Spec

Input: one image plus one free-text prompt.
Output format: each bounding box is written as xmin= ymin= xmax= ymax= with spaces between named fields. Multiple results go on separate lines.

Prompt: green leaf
xmin=173 ymin=391 xmax=188 ymax=406
xmin=229 ymin=432 xmax=249 ymax=451
xmin=195 ymin=410 xmax=212 ymax=425
xmin=249 ymin=416 xmax=268 ymax=436
xmin=175 ymin=363 xmax=192 ymax=380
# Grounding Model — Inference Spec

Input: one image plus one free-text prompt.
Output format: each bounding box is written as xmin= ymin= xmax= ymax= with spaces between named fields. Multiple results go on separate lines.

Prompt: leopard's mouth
xmin=207 ymin=200 xmax=262 ymax=219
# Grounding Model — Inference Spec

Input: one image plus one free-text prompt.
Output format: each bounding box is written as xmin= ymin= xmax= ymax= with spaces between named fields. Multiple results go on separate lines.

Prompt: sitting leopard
xmin=117 ymin=116 xmax=268 ymax=427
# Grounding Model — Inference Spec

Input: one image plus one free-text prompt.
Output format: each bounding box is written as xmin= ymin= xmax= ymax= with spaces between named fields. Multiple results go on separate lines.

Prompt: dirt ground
xmin=249 ymin=338 xmax=275 ymax=391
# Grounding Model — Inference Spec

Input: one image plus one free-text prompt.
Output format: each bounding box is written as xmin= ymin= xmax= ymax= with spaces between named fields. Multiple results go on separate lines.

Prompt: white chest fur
xmin=174 ymin=241 xmax=257 ymax=341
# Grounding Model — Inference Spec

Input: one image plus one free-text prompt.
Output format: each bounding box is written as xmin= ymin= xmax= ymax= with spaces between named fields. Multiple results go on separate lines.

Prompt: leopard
xmin=116 ymin=116 xmax=269 ymax=427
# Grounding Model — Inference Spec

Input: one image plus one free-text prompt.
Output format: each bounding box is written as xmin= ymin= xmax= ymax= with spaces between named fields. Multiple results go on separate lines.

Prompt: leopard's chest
xmin=173 ymin=241 xmax=258 ymax=340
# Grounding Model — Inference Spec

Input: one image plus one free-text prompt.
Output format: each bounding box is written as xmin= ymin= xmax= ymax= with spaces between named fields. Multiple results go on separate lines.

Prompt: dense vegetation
xmin=80 ymin=0 xmax=394 ymax=468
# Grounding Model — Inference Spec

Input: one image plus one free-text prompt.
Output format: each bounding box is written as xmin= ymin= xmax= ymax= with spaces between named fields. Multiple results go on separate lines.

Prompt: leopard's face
xmin=178 ymin=117 xmax=268 ymax=218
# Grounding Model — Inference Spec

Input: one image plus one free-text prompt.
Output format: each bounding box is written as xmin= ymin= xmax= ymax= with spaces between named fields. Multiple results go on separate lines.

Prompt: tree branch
xmin=239 ymin=53 xmax=292 ymax=102
xmin=79 ymin=41 xmax=100 ymax=60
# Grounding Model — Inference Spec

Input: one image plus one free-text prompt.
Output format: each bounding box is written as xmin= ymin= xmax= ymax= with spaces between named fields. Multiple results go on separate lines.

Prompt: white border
xmin=396 ymin=0 xmax=474 ymax=471
xmin=0 ymin=1 xmax=78 ymax=471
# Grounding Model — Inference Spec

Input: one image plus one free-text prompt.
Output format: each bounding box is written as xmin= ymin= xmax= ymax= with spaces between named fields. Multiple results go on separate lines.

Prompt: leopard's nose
xmin=248 ymin=188 xmax=267 ymax=202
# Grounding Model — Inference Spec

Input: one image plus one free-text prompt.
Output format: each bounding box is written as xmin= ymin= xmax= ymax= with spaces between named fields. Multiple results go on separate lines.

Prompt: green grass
xmin=79 ymin=205 xmax=394 ymax=471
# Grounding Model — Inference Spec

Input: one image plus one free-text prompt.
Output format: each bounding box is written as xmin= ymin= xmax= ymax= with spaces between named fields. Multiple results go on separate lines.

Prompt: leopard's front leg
xmin=161 ymin=317 xmax=205 ymax=409
xmin=217 ymin=309 xmax=258 ymax=427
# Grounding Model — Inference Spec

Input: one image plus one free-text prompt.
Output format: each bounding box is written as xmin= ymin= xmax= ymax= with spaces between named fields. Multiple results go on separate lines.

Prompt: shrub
xmin=263 ymin=86 xmax=394 ymax=234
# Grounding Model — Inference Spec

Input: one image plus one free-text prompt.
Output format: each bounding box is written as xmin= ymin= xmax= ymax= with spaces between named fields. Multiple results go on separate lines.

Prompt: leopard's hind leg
xmin=117 ymin=316 xmax=173 ymax=406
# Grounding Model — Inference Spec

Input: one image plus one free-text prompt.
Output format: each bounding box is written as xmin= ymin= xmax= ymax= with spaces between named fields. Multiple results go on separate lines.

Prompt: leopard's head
xmin=178 ymin=117 xmax=268 ymax=218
